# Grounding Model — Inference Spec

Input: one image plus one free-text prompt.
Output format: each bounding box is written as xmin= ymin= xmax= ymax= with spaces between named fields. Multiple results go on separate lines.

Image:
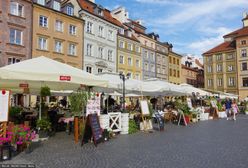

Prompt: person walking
xmin=225 ymin=98 xmax=232 ymax=120
xmin=231 ymin=99 xmax=238 ymax=121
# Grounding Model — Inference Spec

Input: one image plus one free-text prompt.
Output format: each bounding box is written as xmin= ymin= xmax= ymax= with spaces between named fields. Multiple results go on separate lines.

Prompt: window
xmin=128 ymin=57 xmax=132 ymax=66
xmin=227 ymin=53 xmax=234 ymax=59
xmin=216 ymin=54 xmax=222 ymax=61
xmin=10 ymin=2 xmax=23 ymax=17
xmin=38 ymin=37 xmax=47 ymax=50
xmin=98 ymin=68 xmax=103 ymax=74
xmin=136 ymin=60 xmax=140 ymax=68
xmin=119 ymin=41 xmax=124 ymax=48
xmin=86 ymin=66 xmax=92 ymax=73
xmin=151 ymin=53 xmax=155 ymax=61
xmin=228 ymin=65 xmax=234 ymax=72
xmin=241 ymin=40 xmax=246 ymax=45
xmin=177 ymin=70 xmax=180 ymax=77
xmin=98 ymin=47 xmax=103 ymax=59
xmin=86 ymin=21 xmax=93 ymax=34
xmin=144 ymin=41 xmax=147 ymax=46
xmin=135 ymin=46 xmax=140 ymax=53
xmin=207 ymin=79 xmax=213 ymax=87
xmin=169 ymin=57 xmax=172 ymax=63
xmin=69 ymin=25 xmax=76 ymax=35
xmin=177 ymin=59 xmax=179 ymax=65
xmin=173 ymin=58 xmax=176 ymax=64
xmin=108 ymin=50 xmax=113 ymax=61
xmin=66 ymin=6 xmax=74 ymax=16
xmin=217 ymin=78 xmax=223 ymax=87
xmin=119 ymin=55 xmax=124 ymax=64
xmin=108 ymin=30 xmax=113 ymax=41
xmin=151 ymin=43 xmax=153 ymax=48
xmin=241 ymin=49 xmax=247 ymax=57
xmin=207 ymin=57 xmax=212 ymax=63
xmin=145 ymin=63 xmax=148 ymax=71
xmin=145 ymin=51 xmax=148 ymax=59
xmin=8 ymin=57 xmax=20 ymax=65
xmin=98 ymin=26 xmax=104 ymax=37
xmin=68 ymin=43 xmax=76 ymax=55
xmin=10 ymin=29 xmax=22 ymax=45
xmin=53 ymin=1 xmax=60 ymax=11
xmin=127 ymin=43 xmax=133 ymax=51
xmin=54 ymin=41 xmax=62 ymax=53
xmin=242 ymin=62 xmax=247 ymax=71
xmin=157 ymin=67 xmax=160 ymax=73
xmin=39 ymin=15 xmax=48 ymax=27
xmin=169 ymin=68 xmax=172 ymax=76
xmin=151 ymin=65 xmax=155 ymax=72
xmin=173 ymin=69 xmax=176 ymax=77
xmin=162 ymin=57 xmax=166 ymax=64
xmin=86 ymin=44 xmax=92 ymax=56
xmin=228 ymin=77 xmax=235 ymax=86
xmin=119 ymin=28 xmax=124 ymax=35
xmin=127 ymin=31 xmax=132 ymax=37
xmin=216 ymin=64 xmax=222 ymax=72
xmin=207 ymin=66 xmax=212 ymax=73
xmin=37 ymin=0 xmax=45 ymax=5
xmin=55 ymin=20 xmax=63 ymax=32
xmin=242 ymin=78 xmax=248 ymax=87
xmin=97 ymin=8 xmax=103 ymax=16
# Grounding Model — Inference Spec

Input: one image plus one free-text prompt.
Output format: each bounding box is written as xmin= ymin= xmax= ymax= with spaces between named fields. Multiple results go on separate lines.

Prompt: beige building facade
xmin=168 ymin=50 xmax=182 ymax=84
xmin=32 ymin=1 xmax=84 ymax=69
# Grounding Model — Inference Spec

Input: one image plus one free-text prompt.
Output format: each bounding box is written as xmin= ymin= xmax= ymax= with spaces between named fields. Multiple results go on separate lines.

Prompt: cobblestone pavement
xmin=3 ymin=115 xmax=248 ymax=168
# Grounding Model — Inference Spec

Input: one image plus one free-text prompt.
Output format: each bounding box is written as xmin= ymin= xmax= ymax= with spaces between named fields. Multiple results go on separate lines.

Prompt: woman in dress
xmin=231 ymin=99 xmax=238 ymax=121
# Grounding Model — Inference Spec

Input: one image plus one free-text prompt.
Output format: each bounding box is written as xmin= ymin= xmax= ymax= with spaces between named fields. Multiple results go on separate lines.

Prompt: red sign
xmin=59 ymin=76 xmax=71 ymax=81
xmin=19 ymin=83 xmax=29 ymax=88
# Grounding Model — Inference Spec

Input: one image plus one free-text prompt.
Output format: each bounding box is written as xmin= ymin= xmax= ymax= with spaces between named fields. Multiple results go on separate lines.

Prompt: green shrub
xmin=36 ymin=118 xmax=51 ymax=131
xmin=128 ymin=119 xmax=138 ymax=134
xmin=9 ymin=106 xmax=22 ymax=117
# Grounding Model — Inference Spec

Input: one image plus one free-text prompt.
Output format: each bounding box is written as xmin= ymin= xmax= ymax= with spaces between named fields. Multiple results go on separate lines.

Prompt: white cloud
xmin=154 ymin=0 xmax=248 ymax=25
xmin=135 ymin=0 xmax=186 ymax=5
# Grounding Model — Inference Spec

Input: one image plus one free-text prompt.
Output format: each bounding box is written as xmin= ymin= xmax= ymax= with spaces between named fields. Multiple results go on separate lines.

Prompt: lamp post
xmin=119 ymin=72 xmax=131 ymax=112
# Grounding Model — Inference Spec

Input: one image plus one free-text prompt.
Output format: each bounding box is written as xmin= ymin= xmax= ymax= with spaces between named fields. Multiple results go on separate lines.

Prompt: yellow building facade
xmin=168 ymin=51 xmax=182 ymax=84
xmin=117 ymin=33 xmax=142 ymax=80
xmin=32 ymin=3 xmax=84 ymax=69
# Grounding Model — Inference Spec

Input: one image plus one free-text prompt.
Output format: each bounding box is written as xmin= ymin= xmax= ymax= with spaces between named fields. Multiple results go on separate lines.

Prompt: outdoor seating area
xmin=0 ymin=57 xmax=246 ymax=161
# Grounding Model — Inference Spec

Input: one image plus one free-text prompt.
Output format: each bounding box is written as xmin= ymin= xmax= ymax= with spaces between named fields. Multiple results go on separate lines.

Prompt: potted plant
xmin=36 ymin=118 xmax=51 ymax=138
xmin=128 ymin=119 xmax=139 ymax=134
xmin=9 ymin=106 xmax=22 ymax=124
xmin=176 ymin=102 xmax=191 ymax=124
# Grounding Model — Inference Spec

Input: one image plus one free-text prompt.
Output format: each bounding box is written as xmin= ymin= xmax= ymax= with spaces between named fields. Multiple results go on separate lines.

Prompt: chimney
xmin=243 ymin=12 xmax=248 ymax=27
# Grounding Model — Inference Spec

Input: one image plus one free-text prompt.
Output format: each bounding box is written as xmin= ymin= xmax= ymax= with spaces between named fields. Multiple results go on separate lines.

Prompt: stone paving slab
xmin=2 ymin=115 xmax=248 ymax=168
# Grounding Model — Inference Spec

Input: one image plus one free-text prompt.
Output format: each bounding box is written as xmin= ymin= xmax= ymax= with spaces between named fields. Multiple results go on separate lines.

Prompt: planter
xmin=99 ymin=114 xmax=110 ymax=130
xmin=38 ymin=130 xmax=49 ymax=138
xmin=121 ymin=113 xmax=129 ymax=135
xmin=184 ymin=115 xmax=190 ymax=124
xmin=192 ymin=118 xmax=198 ymax=123
xmin=245 ymin=111 xmax=248 ymax=115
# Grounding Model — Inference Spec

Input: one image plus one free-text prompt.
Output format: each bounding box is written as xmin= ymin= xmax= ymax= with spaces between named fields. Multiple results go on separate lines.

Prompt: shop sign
xmin=19 ymin=83 xmax=29 ymax=88
xmin=59 ymin=76 xmax=71 ymax=81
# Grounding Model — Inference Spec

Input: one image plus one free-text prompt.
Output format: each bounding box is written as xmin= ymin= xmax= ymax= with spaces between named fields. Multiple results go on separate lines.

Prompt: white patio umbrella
xmin=180 ymin=83 xmax=212 ymax=96
xmin=0 ymin=56 xmax=108 ymax=119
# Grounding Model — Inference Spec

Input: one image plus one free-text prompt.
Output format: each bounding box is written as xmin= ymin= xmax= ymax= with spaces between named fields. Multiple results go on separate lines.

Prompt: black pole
xmin=123 ymin=76 xmax=125 ymax=112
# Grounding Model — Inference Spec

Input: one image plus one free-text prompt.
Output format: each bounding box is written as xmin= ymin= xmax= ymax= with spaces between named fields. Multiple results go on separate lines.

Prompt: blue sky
xmin=95 ymin=0 xmax=248 ymax=57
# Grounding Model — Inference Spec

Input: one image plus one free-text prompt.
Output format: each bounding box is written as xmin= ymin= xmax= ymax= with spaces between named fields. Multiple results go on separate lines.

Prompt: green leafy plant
xmin=40 ymin=86 xmax=51 ymax=97
xmin=68 ymin=90 xmax=90 ymax=116
xmin=36 ymin=118 xmax=52 ymax=132
xmin=9 ymin=106 xmax=22 ymax=117
xmin=128 ymin=119 xmax=138 ymax=134
xmin=175 ymin=102 xmax=191 ymax=115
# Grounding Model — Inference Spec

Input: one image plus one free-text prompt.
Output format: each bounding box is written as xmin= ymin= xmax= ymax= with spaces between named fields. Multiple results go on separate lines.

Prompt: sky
xmin=95 ymin=0 xmax=248 ymax=57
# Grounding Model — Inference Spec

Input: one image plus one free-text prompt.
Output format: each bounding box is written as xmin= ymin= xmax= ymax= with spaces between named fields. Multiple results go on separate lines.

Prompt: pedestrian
xmin=231 ymin=99 xmax=238 ymax=121
xmin=225 ymin=98 xmax=232 ymax=120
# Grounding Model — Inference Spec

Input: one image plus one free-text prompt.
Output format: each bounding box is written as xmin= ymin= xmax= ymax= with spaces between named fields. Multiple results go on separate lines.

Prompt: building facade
xmin=0 ymin=0 xmax=32 ymax=67
xmin=181 ymin=64 xmax=198 ymax=87
xmin=76 ymin=0 xmax=122 ymax=74
xmin=168 ymin=50 xmax=182 ymax=84
xmin=155 ymin=41 xmax=169 ymax=81
xmin=117 ymin=28 xmax=142 ymax=79
xmin=32 ymin=0 xmax=84 ymax=68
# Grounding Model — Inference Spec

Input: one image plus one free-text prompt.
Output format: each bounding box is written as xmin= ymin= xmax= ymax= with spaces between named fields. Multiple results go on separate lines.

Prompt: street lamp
xmin=119 ymin=72 xmax=131 ymax=112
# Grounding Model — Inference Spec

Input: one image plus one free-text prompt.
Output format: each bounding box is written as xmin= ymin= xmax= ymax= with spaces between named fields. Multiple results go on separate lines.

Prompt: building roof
xmin=195 ymin=59 xmax=204 ymax=69
xmin=169 ymin=51 xmax=183 ymax=57
xmin=181 ymin=64 xmax=198 ymax=72
xmin=118 ymin=33 xmax=140 ymax=43
xmin=223 ymin=26 xmax=248 ymax=38
xmin=203 ymin=41 xmax=236 ymax=55
xmin=77 ymin=0 xmax=123 ymax=28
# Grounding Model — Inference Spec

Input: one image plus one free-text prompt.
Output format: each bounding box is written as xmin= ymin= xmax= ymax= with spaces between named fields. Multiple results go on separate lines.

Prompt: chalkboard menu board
xmin=82 ymin=114 xmax=103 ymax=147
xmin=154 ymin=112 xmax=164 ymax=131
